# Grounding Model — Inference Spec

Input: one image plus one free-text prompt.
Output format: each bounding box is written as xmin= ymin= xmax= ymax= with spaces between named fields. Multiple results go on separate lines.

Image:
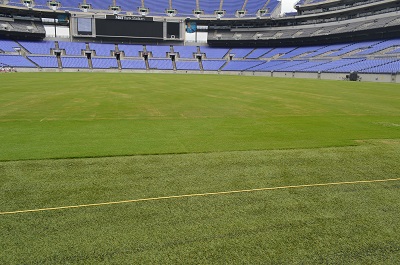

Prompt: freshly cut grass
xmin=0 ymin=73 xmax=399 ymax=160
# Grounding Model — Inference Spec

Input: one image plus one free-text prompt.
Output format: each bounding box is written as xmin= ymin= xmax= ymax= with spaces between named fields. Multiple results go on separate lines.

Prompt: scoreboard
xmin=73 ymin=14 xmax=181 ymax=40
xmin=96 ymin=19 xmax=164 ymax=38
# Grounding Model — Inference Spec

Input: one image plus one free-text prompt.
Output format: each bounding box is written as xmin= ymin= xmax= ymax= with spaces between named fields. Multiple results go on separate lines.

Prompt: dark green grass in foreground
xmin=0 ymin=73 xmax=399 ymax=160
xmin=1 ymin=140 xmax=400 ymax=264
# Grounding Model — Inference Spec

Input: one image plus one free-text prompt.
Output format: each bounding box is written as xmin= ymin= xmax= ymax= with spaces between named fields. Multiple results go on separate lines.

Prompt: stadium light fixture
xmin=257 ymin=9 xmax=268 ymax=18
xmin=22 ymin=0 xmax=34 ymax=8
xmin=166 ymin=9 xmax=177 ymax=17
xmin=193 ymin=9 xmax=204 ymax=18
xmin=109 ymin=5 xmax=121 ymax=14
xmin=138 ymin=7 xmax=149 ymax=16
xmin=235 ymin=10 xmax=246 ymax=18
xmin=79 ymin=3 xmax=92 ymax=12
xmin=47 ymin=1 xmax=60 ymax=11
xmin=214 ymin=10 xmax=226 ymax=19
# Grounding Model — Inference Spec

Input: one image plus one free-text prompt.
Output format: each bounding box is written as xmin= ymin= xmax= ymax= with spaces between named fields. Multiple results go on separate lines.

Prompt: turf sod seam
xmin=1 ymin=177 xmax=399 ymax=216
xmin=2 ymin=136 xmax=399 ymax=162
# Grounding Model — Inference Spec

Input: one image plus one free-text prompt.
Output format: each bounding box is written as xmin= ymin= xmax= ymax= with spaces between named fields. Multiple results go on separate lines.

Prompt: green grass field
xmin=1 ymin=73 xmax=400 ymax=264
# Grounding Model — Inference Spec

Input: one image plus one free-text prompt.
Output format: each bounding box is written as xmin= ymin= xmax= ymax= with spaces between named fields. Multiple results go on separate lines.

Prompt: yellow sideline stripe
xmin=1 ymin=178 xmax=399 ymax=216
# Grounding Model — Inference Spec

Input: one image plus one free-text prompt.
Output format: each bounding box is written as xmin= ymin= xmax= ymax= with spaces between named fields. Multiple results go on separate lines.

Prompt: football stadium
xmin=1 ymin=0 xmax=400 ymax=263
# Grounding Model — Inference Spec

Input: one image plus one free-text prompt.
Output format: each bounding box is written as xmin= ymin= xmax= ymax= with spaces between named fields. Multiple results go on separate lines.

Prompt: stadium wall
xmin=11 ymin=67 xmax=399 ymax=83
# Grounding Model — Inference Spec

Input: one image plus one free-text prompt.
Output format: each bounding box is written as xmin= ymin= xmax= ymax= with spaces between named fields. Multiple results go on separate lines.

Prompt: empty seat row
xmin=2 ymin=40 xmax=400 ymax=60
xmin=3 ymin=0 xmax=281 ymax=17
xmin=1 ymin=53 xmax=400 ymax=73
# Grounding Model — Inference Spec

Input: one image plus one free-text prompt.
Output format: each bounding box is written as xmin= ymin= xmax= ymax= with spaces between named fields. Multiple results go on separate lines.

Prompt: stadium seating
xmin=120 ymin=59 xmax=147 ymax=69
xmin=222 ymin=60 xmax=265 ymax=71
xmin=262 ymin=47 xmax=296 ymax=58
xmin=0 ymin=40 xmax=19 ymax=52
xmin=309 ymin=59 xmax=365 ymax=72
xmin=246 ymin=48 xmax=273 ymax=59
xmin=302 ymin=44 xmax=350 ymax=58
xmin=172 ymin=1 xmax=195 ymax=16
xmin=328 ymin=41 xmax=380 ymax=57
xmin=202 ymin=60 xmax=226 ymax=71
xmin=281 ymin=60 xmax=330 ymax=72
xmin=28 ymin=56 xmax=59 ymax=68
xmin=200 ymin=47 xmax=230 ymax=59
xmin=61 ymin=57 xmax=89 ymax=68
xmin=148 ymin=58 xmax=173 ymax=70
xmin=176 ymin=61 xmax=200 ymax=70
xmin=58 ymin=41 xmax=86 ymax=56
xmin=356 ymin=39 xmax=400 ymax=55
xmin=1 ymin=0 xmax=399 ymax=80
xmin=273 ymin=60 xmax=310 ymax=71
xmin=0 ymin=54 xmax=35 ymax=67
xmin=207 ymin=0 xmax=236 ymax=14
xmin=173 ymin=46 xmax=197 ymax=58
xmin=246 ymin=0 xmax=280 ymax=15
xmin=88 ymin=1 xmax=109 ymax=11
xmin=327 ymin=59 xmax=397 ymax=73
xmin=140 ymin=0 xmax=169 ymax=15
xmin=212 ymin=13 xmax=400 ymax=42
xmin=146 ymin=45 xmax=171 ymax=58
xmin=280 ymin=46 xmax=321 ymax=59
xmin=92 ymin=58 xmax=118 ymax=69
xmin=89 ymin=43 xmax=116 ymax=57
xmin=1 ymin=38 xmax=400 ymax=74
xmin=19 ymin=41 xmax=55 ymax=54
xmin=2 ymin=0 xmax=281 ymax=17
xmin=363 ymin=60 xmax=400 ymax=74
xmin=118 ymin=45 xmax=144 ymax=57
xmin=388 ymin=47 xmax=400 ymax=54
xmin=249 ymin=60 xmax=290 ymax=71
xmin=228 ymin=48 xmax=254 ymax=58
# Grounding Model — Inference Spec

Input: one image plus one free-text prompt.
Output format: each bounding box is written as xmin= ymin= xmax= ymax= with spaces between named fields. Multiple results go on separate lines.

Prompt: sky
xmin=280 ymin=0 xmax=299 ymax=13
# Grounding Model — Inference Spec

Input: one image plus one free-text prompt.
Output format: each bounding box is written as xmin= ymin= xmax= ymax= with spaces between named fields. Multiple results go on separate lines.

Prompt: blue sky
xmin=281 ymin=0 xmax=298 ymax=13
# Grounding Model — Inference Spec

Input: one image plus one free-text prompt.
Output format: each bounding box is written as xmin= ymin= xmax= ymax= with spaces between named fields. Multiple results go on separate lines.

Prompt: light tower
xmin=79 ymin=0 xmax=92 ymax=12
xmin=138 ymin=0 xmax=149 ymax=16
xmin=109 ymin=0 xmax=121 ymax=14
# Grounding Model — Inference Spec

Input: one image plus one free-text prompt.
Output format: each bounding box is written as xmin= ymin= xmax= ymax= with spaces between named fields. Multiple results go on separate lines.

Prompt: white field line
xmin=1 ymin=178 xmax=399 ymax=216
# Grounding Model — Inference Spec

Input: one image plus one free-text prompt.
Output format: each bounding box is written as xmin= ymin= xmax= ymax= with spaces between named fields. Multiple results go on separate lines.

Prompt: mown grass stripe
xmin=1 ymin=178 xmax=399 ymax=216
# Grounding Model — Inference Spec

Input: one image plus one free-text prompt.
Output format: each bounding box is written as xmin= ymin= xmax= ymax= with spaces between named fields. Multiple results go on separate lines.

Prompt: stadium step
xmin=57 ymin=54 xmax=62 ymax=69
xmin=144 ymin=57 xmax=150 ymax=70
xmin=243 ymin=48 xmax=257 ymax=59
xmin=219 ymin=60 xmax=230 ymax=71
xmin=23 ymin=54 xmax=40 ymax=69
xmin=378 ymin=47 xmax=399 ymax=56
xmin=116 ymin=56 xmax=122 ymax=70
xmin=172 ymin=57 xmax=177 ymax=71
xmin=198 ymin=58 xmax=204 ymax=71
xmin=87 ymin=56 xmax=93 ymax=69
